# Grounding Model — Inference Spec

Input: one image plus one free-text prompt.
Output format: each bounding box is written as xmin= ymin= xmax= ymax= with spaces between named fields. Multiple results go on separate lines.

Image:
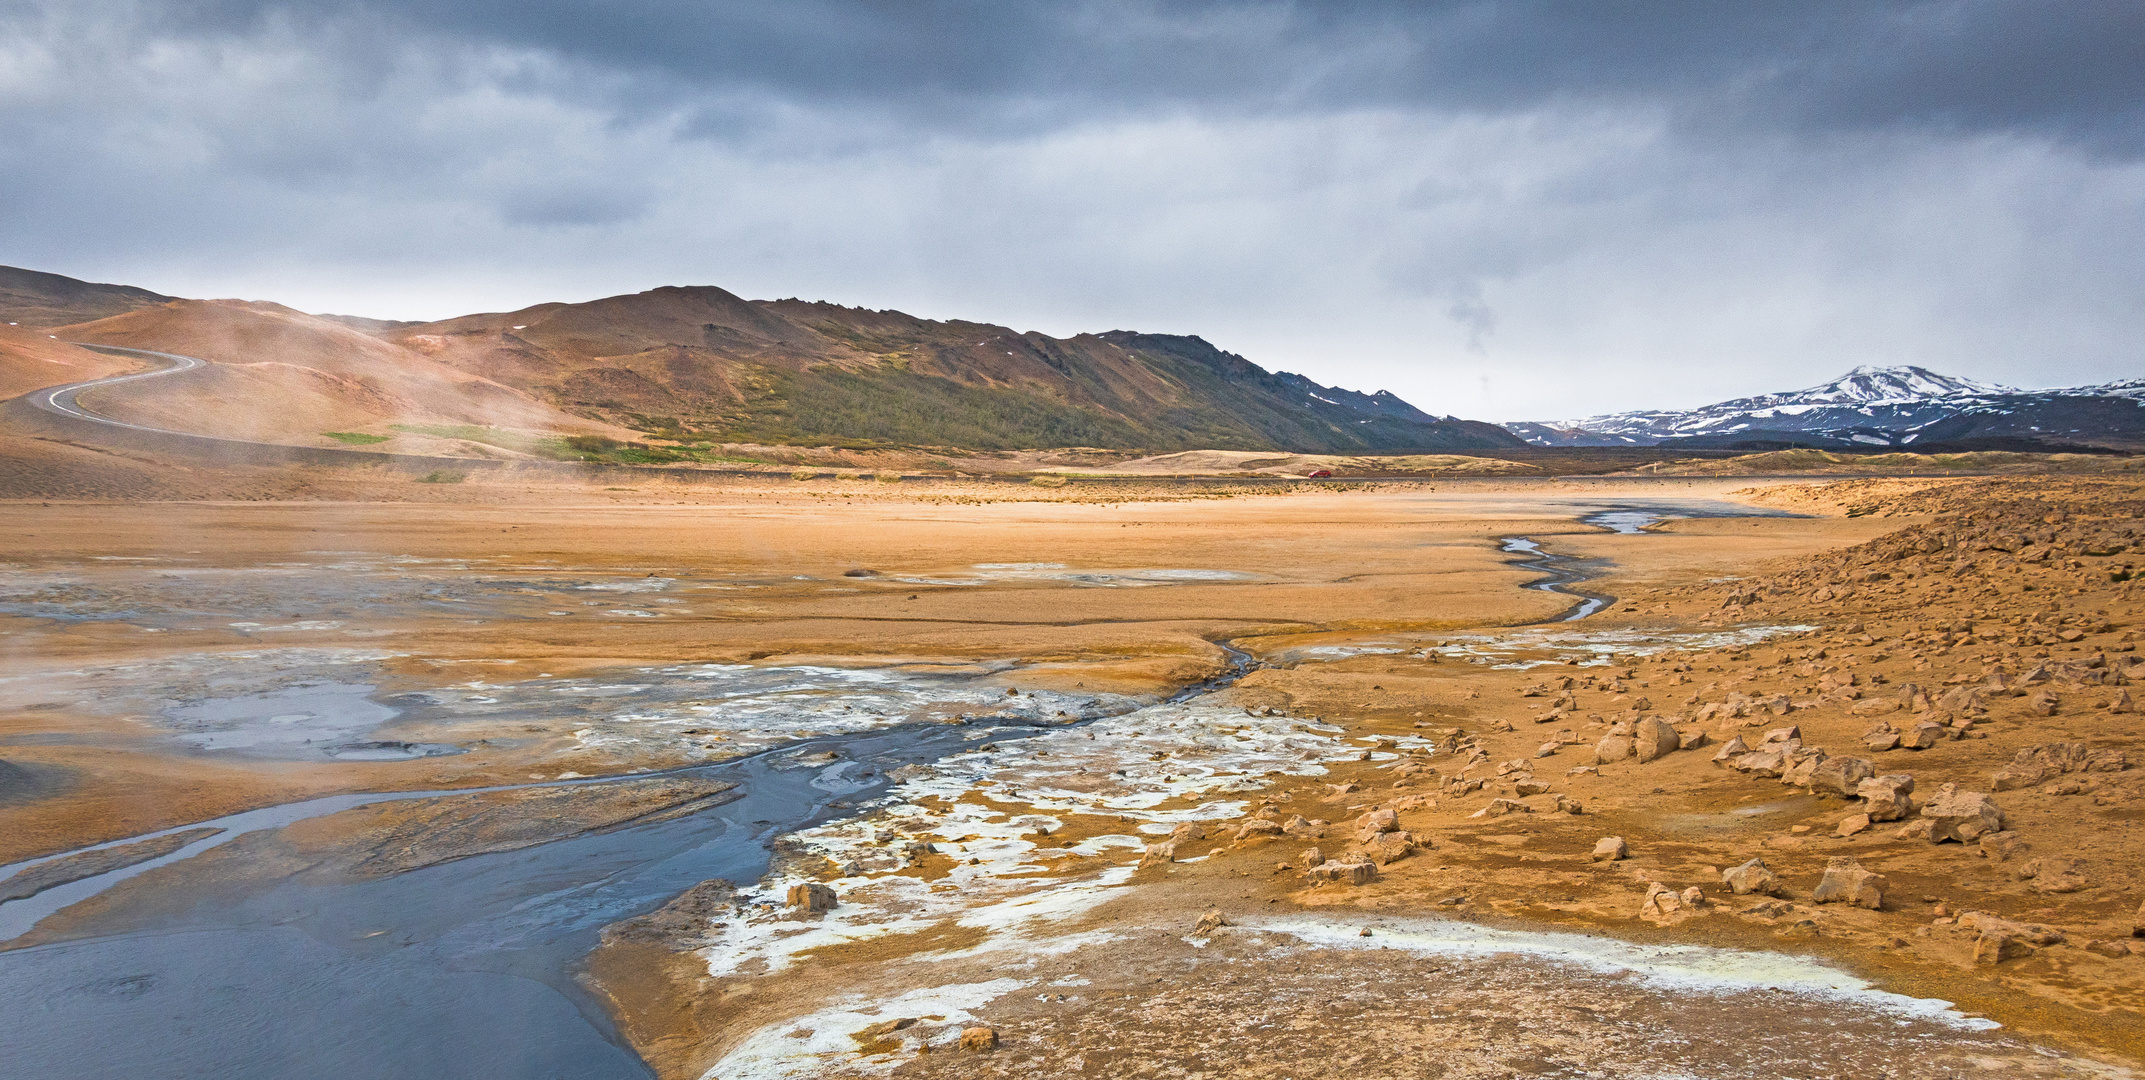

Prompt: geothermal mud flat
xmin=1 ymin=479 xmax=2140 ymax=1078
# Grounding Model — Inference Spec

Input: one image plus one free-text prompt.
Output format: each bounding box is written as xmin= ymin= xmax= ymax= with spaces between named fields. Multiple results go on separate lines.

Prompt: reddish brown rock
xmin=1721 ymin=857 xmax=1780 ymax=896
xmin=1634 ymin=717 xmax=1682 ymax=764
xmin=1810 ymin=856 xmax=1886 ymax=909
xmin=1921 ymin=783 xmax=2006 ymax=843
xmin=1855 ymin=773 xmax=1916 ymax=822
xmin=786 ymin=882 xmax=839 ymax=912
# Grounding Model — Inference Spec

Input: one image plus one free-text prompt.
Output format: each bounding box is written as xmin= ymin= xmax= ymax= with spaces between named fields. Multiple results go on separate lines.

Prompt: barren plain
xmin=2 ymin=465 xmax=2142 ymax=1079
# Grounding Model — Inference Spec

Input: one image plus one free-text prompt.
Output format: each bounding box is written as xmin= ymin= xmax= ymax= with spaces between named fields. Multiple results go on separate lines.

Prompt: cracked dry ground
xmin=598 ymin=476 xmax=2145 ymax=1079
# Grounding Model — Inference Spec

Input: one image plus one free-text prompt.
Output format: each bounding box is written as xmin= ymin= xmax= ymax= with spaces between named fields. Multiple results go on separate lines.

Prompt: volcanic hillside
xmin=50 ymin=299 xmax=621 ymax=453
xmin=390 ymin=286 xmax=1520 ymax=452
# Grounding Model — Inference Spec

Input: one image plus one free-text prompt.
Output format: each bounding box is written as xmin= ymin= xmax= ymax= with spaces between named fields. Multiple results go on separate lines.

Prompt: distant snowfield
xmin=1514 ymin=363 xmax=2145 ymax=446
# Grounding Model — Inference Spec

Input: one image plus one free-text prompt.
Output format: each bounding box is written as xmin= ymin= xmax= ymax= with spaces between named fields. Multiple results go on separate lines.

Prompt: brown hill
xmin=52 ymin=300 xmax=621 ymax=452
xmin=389 ymin=286 xmax=1522 ymax=452
xmin=0 ymin=265 xmax=174 ymax=330
xmin=5 ymin=265 xmax=1522 ymax=454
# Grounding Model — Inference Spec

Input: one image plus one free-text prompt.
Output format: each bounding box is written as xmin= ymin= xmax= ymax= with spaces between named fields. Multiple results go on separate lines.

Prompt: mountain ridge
xmin=0 ymin=266 xmax=1517 ymax=453
xmin=382 ymin=283 xmax=1522 ymax=452
xmin=1514 ymin=364 xmax=2145 ymax=449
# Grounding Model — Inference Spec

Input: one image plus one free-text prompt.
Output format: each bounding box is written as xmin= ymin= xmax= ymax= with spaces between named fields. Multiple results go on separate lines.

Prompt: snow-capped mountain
xmin=1511 ymin=365 xmax=2145 ymax=449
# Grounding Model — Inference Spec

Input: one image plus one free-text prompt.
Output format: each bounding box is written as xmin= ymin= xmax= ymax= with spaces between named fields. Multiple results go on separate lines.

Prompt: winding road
xmin=31 ymin=344 xmax=209 ymax=434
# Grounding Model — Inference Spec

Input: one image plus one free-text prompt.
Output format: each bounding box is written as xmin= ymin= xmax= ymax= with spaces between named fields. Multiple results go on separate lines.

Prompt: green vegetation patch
xmin=322 ymin=431 xmax=390 ymax=445
xmin=390 ymin=423 xmax=572 ymax=458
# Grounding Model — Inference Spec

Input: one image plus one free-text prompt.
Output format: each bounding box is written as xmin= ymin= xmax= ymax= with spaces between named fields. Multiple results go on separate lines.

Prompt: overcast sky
xmin=4 ymin=1 xmax=2140 ymax=420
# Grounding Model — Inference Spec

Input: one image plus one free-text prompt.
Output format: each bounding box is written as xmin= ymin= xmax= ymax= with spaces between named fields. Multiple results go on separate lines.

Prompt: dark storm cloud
xmin=3 ymin=1 xmax=2140 ymax=419
xmin=125 ymin=0 xmax=2145 ymax=152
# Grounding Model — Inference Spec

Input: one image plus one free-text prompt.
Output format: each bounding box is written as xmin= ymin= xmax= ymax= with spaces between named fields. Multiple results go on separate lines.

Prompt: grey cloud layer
xmin=130 ymin=1 xmax=2145 ymax=150
xmin=2 ymin=0 xmax=2139 ymax=418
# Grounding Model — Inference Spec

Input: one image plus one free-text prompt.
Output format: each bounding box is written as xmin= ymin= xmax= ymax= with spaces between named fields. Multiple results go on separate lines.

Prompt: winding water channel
xmin=0 ymin=503 xmax=1778 ymax=1078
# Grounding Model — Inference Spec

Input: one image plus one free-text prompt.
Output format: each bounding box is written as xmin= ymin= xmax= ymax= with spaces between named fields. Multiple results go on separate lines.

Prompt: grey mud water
xmin=1502 ymin=501 xmax=1803 ymax=621
xmin=0 ymin=711 xmax=1101 ymax=1078
xmin=0 ymin=634 xmax=1251 ymax=1080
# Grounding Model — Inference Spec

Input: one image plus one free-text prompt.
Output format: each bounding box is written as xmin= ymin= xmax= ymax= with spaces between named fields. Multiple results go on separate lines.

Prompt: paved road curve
xmin=32 ymin=344 xmax=210 ymax=434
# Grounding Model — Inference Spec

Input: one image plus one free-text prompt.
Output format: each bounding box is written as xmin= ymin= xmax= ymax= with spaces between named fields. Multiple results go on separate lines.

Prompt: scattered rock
xmin=1170 ymin=821 xmax=1208 ymax=843
xmin=1366 ymin=832 xmax=1417 ymax=865
xmin=1306 ymin=859 xmax=1376 ymax=886
xmin=1779 ymin=748 xmax=1829 ymax=787
xmin=1739 ymin=898 xmax=1794 ymax=919
xmin=1469 ymin=798 xmax=1533 ymax=818
xmin=1139 ymin=841 xmax=1177 ymax=868
xmin=1594 ymin=734 xmax=1633 ymax=764
xmin=1641 ymin=881 xmax=1687 ymax=918
xmin=1514 ymin=779 xmax=1551 ymax=796
xmin=1810 ymin=856 xmax=1886 ymax=909
xmin=786 ymin=882 xmax=839 ymax=912
xmin=1901 ymin=722 xmax=1945 ymax=750
xmin=1350 ymin=808 xmax=1396 ymax=842
xmin=1194 ymin=908 xmax=1229 ymax=935
xmin=2020 ymin=857 xmax=2091 ymax=894
xmin=1634 ymin=717 xmax=1681 ymax=763
xmin=1990 ymin=742 xmax=2131 ymax=791
xmin=1921 ymin=783 xmax=2006 ymax=843
xmin=1959 ymin=911 xmax=2065 ymax=946
xmin=1855 ymin=773 xmax=1916 ymax=822
xmin=959 ymin=1027 xmax=999 ymax=1052
xmin=1978 ymin=830 xmax=2029 ymax=863
xmin=1835 ymin=813 xmax=1871 ymax=837
xmin=1299 ymin=847 xmax=1326 ymax=869
xmin=1591 ymin=836 xmax=1629 ymax=862
xmin=1711 ymin=735 xmax=1749 ymax=764
xmin=1721 ymin=857 xmax=1780 ymax=896
xmin=1281 ymin=815 xmax=1326 ymax=839
xmin=1974 ymin=932 xmax=2030 ymax=966
xmin=1892 ymin=818 xmax=1936 ymax=841
xmin=1809 ymin=756 xmax=1876 ymax=799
